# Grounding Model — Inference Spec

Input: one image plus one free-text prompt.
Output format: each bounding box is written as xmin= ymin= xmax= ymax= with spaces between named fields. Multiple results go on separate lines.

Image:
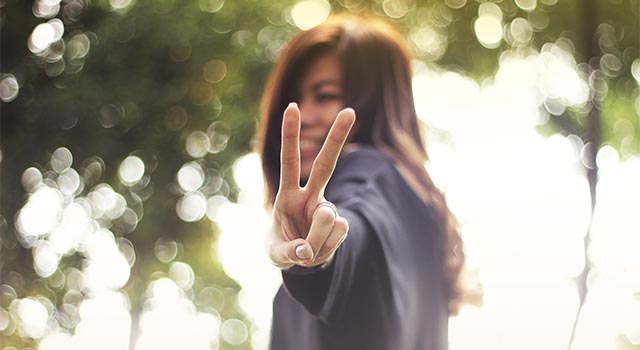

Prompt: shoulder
xmin=339 ymin=144 xmax=394 ymax=169
xmin=325 ymin=144 xmax=395 ymax=204
xmin=331 ymin=144 xmax=395 ymax=183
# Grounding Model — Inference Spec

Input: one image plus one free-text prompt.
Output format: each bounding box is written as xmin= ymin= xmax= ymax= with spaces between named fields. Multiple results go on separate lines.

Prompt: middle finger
xmin=305 ymin=108 xmax=355 ymax=195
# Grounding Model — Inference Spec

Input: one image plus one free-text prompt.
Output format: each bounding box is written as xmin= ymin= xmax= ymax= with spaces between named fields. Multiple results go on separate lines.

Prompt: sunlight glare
xmin=474 ymin=16 xmax=502 ymax=48
xmin=291 ymin=0 xmax=331 ymax=30
xmin=216 ymin=154 xmax=281 ymax=350
xmin=136 ymin=278 xmax=221 ymax=350
xmin=74 ymin=291 xmax=131 ymax=350
xmin=10 ymin=298 xmax=49 ymax=339
xmin=17 ymin=186 xmax=63 ymax=238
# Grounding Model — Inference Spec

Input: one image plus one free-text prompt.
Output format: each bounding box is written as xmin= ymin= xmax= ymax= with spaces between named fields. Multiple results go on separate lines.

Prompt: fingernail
xmin=295 ymin=245 xmax=309 ymax=260
xmin=288 ymin=102 xmax=297 ymax=108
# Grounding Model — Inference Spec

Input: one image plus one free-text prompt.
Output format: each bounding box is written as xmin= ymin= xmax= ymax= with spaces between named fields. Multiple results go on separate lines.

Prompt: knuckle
xmin=312 ymin=160 xmax=329 ymax=173
xmin=338 ymin=219 xmax=348 ymax=233
xmin=314 ymin=207 xmax=336 ymax=225
xmin=335 ymin=216 xmax=348 ymax=229
xmin=281 ymin=156 xmax=296 ymax=165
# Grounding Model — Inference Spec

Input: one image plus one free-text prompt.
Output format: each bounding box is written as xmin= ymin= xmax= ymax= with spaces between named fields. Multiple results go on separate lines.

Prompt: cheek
xmin=321 ymin=103 xmax=344 ymax=127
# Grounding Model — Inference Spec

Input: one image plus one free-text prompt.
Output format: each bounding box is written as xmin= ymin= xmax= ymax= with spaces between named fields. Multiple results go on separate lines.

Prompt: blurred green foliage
xmin=1 ymin=0 xmax=638 ymax=349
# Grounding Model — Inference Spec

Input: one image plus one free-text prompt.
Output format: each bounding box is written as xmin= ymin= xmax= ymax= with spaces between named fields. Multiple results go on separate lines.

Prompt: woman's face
xmin=296 ymin=51 xmax=345 ymax=182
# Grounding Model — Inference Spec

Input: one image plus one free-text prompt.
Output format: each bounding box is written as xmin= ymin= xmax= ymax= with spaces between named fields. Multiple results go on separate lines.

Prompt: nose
xmin=298 ymin=98 xmax=318 ymax=128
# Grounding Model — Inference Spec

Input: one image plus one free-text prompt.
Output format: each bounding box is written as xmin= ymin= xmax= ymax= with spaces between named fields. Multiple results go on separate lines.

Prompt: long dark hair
xmin=256 ymin=14 xmax=471 ymax=314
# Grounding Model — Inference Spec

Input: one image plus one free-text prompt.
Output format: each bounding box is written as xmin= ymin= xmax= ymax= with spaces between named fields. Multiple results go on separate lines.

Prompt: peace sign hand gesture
xmin=265 ymin=103 xmax=356 ymax=270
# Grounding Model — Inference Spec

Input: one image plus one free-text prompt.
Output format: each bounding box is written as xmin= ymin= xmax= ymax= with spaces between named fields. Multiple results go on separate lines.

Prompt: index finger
xmin=279 ymin=103 xmax=301 ymax=191
xmin=305 ymin=108 xmax=356 ymax=195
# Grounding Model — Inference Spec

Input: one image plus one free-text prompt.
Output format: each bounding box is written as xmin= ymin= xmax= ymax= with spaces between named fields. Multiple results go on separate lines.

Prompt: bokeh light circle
xmin=11 ymin=298 xmax=49 ymax=339
xmin=58 ymin=168 xmax=82 ymax=196
xmin=17 ymin=186 xmax=63 ymax=238
xmin=207 ymin=121 xmax=230 ymax=154
xmin=29 ymin=22 xmax=56 ymax=53
xmin=515 ymin=0 xmax=537 ymax=11
xmin=444 ymin=0 xmax=466 ymax=9
xmin=291 ymin=0 xmax=331 ymax=30
xmin=33 ymin=0 xmax=62 ymax=19
xmin=203 ymin=59 xmax=227 ymax=83
xmin=177 ymin=162 xmax=205 ymax=193
xmin=631 ymin=59 xmax=640 ymax=84
xmin=118 ymin=156 xmax=145 ymax=185
xmin=22 ymin=167 xmax=43 ymax=192
xmin=168 ymin=262 xmax=195 ymax=290
xmin=474 ymin=16 xmax=503 ymax=48
xmin=186 ymin=131 xmax=210 ymax=158
xmin=206 ymin=195 xmax=229 ymax=221
xmin=0 ymin=74 xmax=20 ymax=102
xmin=510 ymin=18 xmax=532 ymax=45
xmin=51 ymin=147 xmax=73 ymax=173
xmin=221 ymin=318 xmax=248 ymax=345
xmin=154 ymin=238 xmax=179 ymax=263
xmin=199 ymin=0 xmax=224 ymax=13
xmin=99 ymin=103 xmax=124 ymax=128
xmin=176 ymin=193 xmax=207 ymax=222
xmin=34 ymin=242 xmax=60 ymax=277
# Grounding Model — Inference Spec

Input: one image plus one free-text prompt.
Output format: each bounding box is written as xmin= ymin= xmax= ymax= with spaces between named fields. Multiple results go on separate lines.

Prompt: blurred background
xmin=1 ymin=0 xmax=639 ymax=349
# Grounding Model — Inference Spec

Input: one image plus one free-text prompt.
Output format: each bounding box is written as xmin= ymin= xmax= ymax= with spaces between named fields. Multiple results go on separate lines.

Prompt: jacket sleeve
xmin=280 ymin=204 xmax=381 ymax=322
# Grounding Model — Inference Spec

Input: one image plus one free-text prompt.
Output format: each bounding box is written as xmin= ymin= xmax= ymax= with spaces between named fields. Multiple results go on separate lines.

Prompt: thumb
xmin=267 ymin=238 xmax=314 ymax=268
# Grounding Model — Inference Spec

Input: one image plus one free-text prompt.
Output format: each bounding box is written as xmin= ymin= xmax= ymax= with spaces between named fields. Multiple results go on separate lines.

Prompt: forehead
xmin=300 ymin=51 xmax=341 ymax=88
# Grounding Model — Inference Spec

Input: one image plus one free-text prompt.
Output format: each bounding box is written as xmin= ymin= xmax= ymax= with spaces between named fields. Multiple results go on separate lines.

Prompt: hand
xmin=265 ymin=103 xmax=356 ymax=270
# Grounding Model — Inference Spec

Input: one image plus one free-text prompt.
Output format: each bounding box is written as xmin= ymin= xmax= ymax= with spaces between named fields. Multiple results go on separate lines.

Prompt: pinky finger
xmin=314 ymin=216 xmax=349 ymax=261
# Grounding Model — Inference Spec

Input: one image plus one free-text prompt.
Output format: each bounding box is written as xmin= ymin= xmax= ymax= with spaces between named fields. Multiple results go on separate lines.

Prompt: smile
xmin=300 ymin=139 xmax=322 ymax=151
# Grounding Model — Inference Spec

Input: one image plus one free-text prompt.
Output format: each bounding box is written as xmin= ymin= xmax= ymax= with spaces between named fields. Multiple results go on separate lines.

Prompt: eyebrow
xmin=310 ymin=80 xmax=341 ymax=92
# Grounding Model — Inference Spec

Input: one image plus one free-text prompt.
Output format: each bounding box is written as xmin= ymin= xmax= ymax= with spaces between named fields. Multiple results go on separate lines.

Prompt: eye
xmin=315 ymin=92 xmax=341 ymax=103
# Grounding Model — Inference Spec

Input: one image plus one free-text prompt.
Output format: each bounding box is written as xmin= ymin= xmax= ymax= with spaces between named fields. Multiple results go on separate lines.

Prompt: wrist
xmin=287 ymin=251 xmax=335 ymax=272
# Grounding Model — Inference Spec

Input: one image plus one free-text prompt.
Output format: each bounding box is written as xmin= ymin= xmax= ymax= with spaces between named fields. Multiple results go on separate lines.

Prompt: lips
xmin=300 ymin=139 xmax=321 ymax=158
xmin=300 ymin=139 xmax=321 ymax=149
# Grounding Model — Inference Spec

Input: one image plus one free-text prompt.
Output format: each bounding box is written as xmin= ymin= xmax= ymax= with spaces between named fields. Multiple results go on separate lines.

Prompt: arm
xmin=281 ymin=206 xmax=376 ymax=321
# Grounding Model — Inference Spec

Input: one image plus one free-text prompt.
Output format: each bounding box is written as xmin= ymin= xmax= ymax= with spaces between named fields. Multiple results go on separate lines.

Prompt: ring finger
xmin=314 ymin=216 xmax=348 ymax=261
xmin=305 ymin=203 xmax=337 ymax=259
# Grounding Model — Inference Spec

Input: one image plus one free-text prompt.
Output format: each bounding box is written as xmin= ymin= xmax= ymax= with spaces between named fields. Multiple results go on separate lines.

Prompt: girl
xmin=257 ymin=14 xmax=470 ymax=350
